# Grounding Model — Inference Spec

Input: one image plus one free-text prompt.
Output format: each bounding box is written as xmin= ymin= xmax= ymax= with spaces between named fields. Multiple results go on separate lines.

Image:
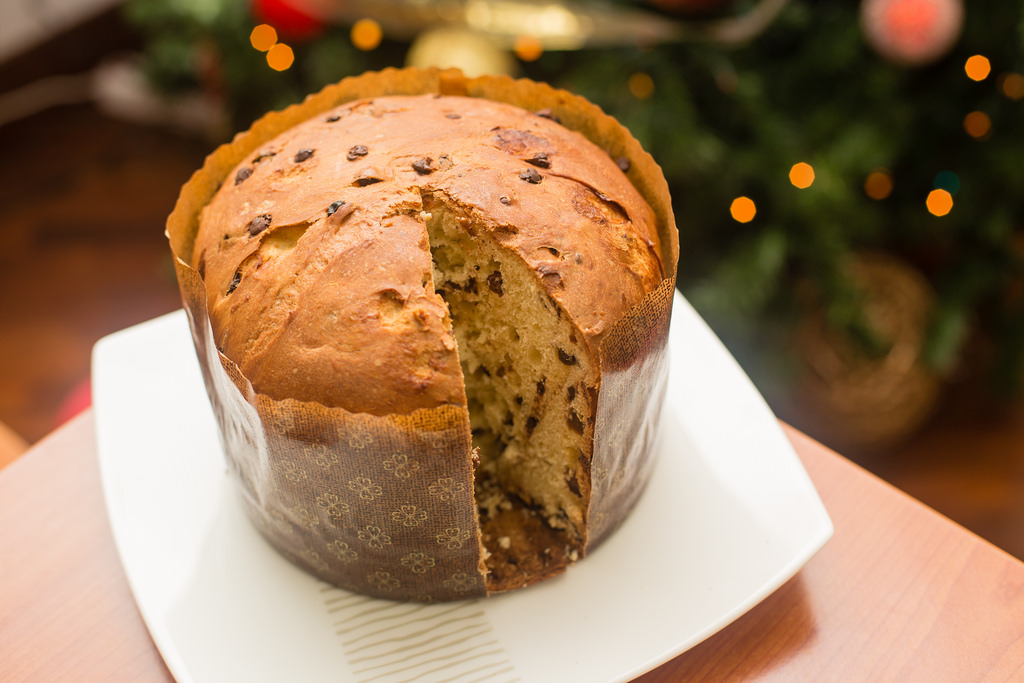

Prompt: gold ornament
xmin=788 ymin=252 xmax=941 ymax=452
xmin=291 ymin=0 xmax=792 ymax=49
xmin=406 ymin=28 xmax=516 ymax=77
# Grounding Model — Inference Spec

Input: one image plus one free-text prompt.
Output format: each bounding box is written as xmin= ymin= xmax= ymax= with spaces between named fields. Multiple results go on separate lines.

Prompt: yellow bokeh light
xmin=628 ymin=72 xmax=655 ymax=100
xmin=926 ymin=189 xmax=953 ymax=217
xmin=964 ymin=55 xmax=991 ymax=81
xmin=266 ymin=42 xmax=294 ymax=71
xmin=789 ymin=162 xmax=815 ymax=189
xmin=864 ymin=169 xmax=893 ymax=200
xmin=250 ymin=24 xmax=277 ymax=52
xmin=513 ymin=35 xmax=543 ymax=62
xmin=999 ymin=72 xmax=1024 ymax=100
xmin=963 ymin=110 xmax=992 ymax=139
xmin=351 ymin=18 xmax=383 ymax=51
xmin=730 ymin=196 xmax=756 ymax=223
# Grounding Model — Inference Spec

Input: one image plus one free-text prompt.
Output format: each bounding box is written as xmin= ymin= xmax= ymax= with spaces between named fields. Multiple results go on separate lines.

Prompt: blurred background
xmin=1 ymin=0 xmax=1023 ymax=557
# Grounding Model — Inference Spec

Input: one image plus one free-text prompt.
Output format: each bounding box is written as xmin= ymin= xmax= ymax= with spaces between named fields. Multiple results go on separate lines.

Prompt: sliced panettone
xmin=171 ymin=71 xmax=676 ymax=601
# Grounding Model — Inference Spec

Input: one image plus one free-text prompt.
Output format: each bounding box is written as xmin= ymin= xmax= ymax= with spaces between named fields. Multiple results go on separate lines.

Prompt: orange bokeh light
xmin=513 ymin=35 xmax=543 ymax=62
xmin=789 ymin=162 xmax=815 ymax=189
xmin=926 ymin=189 xmax=953 ymax=216
xmin=864 ymin=169 xmax=894 ymax=200
xmin=250 ymin=24 xmax=277 ymax=52
xmin=1000 ymin=73 xmax=1024 ymax=100
xmin=963 ymin=110 xmax=992 ymax=139
xmin=628 ymin=73 xmax=655 ymax=99
xmin=351 ymin=18 xmax=383 ymax=51
xmin=964 ymin=55 xmax=991 ymax=81
xmin=730 ymin=196 xmax=757 ymax=223
xmin=266 ymin=42 xmax=294 ymax=71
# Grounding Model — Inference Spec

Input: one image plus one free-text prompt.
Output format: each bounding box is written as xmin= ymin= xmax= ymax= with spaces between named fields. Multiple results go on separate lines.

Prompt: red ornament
xmin=860 ymin=0 xmax=964 ymax=66
xmin=251 ymin=0 xmax=325 ymax=41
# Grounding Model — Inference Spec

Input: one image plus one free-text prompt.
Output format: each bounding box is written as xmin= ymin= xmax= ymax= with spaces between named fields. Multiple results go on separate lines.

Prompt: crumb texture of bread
xmin=424 ymin=198 xmax=594 ymax=589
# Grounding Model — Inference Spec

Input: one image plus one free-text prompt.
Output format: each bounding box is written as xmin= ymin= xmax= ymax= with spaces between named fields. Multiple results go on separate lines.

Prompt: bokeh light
xmin=250 ymin=24 xmax=277 ymax=52
xmin=864 ymin=169 xmax=893 ymax=200
xmin=730 ymin=196 xmax=757 ymax=223
xmin=266 ymin=42 xmax=294 ymax=71
xmin=513 ymin=35 xmax=543 ymax=62
xmin=351 ymin=18 xmax=383 ymax=51
xmin=926 ymin=189 xmax=953 ymax=216
xmin=963 ymin=110 xmax=992 ymax=139
xmin=628 ymin=73 xmax=655 ymax=99
xmin=933 ymin=170 xmax=960 ymax=196
xmin=789 ymin=162 xmax=815 ymax=189
xmin=999 ymin=73 xmax=1024 ymax=100
xmin=964 ymin=55 xmax=991 ymax=81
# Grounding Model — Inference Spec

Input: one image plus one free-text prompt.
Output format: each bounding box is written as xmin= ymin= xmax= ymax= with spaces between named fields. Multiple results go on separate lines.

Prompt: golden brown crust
xmin=194 ymin=94 xmax=664 ymax=415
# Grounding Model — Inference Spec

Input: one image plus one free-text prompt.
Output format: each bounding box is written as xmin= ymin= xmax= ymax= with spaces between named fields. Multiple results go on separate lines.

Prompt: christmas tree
xmin=125 ymin=0 xmax=1024 ymax=448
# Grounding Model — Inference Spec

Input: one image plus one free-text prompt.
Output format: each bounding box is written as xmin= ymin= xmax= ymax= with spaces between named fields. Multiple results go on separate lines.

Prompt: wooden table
xmin=2 ymin=412 xmax=1023 ymax=682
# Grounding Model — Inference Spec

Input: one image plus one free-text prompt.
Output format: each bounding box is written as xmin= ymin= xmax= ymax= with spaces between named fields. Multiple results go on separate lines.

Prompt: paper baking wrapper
xmin=167 ymin=68 xmax=679 ymax=602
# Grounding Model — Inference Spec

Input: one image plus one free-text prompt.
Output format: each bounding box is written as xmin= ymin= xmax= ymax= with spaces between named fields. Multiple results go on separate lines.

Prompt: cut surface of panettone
xmin=422 ymin=192 xmax=594 ymax=591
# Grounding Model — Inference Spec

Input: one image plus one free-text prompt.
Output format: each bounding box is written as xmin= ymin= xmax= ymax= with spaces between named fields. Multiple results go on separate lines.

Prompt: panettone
xmin=168 ymin=68 xmax=678 ymax=601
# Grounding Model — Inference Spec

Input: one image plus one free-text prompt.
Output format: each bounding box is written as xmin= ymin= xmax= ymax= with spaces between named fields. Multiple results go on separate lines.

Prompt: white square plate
xmin=92 ymin=292 xmax=832 ymax=682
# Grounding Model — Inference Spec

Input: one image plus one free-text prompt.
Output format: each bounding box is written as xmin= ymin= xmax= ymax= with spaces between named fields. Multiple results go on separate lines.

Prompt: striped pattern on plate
xmin=323 ymin=585 xmax=520 ymax=682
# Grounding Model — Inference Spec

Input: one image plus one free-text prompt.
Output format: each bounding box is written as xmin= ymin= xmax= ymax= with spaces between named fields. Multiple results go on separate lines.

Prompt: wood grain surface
xmin=638 ymin=426 xmax=1024 ymax=682
xmin=1 ymin=414 xmax=1023 ymax=682
xmin=0 ymin=414 xmax=173 ymax=683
